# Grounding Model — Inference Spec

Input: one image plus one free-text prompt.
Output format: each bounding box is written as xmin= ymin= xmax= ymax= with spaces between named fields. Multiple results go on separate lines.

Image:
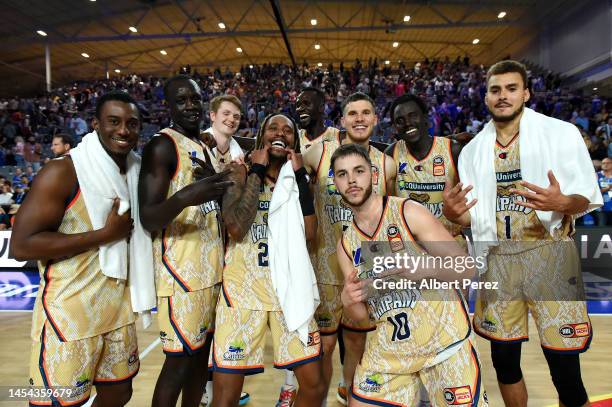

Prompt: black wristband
xmin=248 ymin=163 xmax=266 ymax=182
xmin=297 ymin=176 xmax=315 ymax=216
xmin=294 ymin=166 xmax=309 ymax=183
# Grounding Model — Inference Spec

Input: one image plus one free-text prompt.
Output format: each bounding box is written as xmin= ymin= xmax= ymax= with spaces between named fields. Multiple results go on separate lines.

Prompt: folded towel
xmin=268 ymin=161 xmax=320 ymax=345
xmin=71 ymin=131 xmax=156 ymax=326
xmin=205 ymin=127 xmax=244 ymax=160
xmin=459 ymin=107 xmax=603 ymax=264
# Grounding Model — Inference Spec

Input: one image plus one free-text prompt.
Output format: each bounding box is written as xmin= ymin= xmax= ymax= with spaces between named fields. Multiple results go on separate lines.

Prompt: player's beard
xmin=344 ymin=182 xmax=373 ymax=208
xmin=491 ymin=102 xmax=524 ymax=123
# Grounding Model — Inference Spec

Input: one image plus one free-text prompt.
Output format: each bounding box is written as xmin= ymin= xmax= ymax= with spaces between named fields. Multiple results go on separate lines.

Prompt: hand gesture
xmin=442 ymin=179 xmax=477 ymax=221
xmin=199 ymin=132 xmax=217 ymax=149
xmin=341 ymin=270 xmax=367 ymax=307
xmin=190 ymin=148 xmax=217 ymax=181
xmin=511 ymin=170 xmax=566 ymax=212
xmin=178 ymin=169 xmax=234 ymax=207
xmin=285 ymin=148 xmax=304 ymax=172
xmin=103 ymin=199 xmax=133 ymax=243
xmin=249 ymin=146 xmax=270 ymax=167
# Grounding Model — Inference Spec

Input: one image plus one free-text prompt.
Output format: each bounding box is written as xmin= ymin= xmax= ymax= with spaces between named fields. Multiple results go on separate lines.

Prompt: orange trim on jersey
xmin=221 ymin=281 xmax=234 ymax=308
xmin=392 ymin=141 xmax=400 ymax=161
xmin=351 ymin=386 xmax=404 ymax=407
xmin=469 ymin=340 xmax=481 ymax=402
xmin=161 ymin=231 xmax=193 ymax=292
xmin=399 ymin=199 xmax=417 ymax=242
xmin=495 ymin=132 xmax=520 ymax=149
xmin=212 ymin=348 xmax=265 ymax=371
xmin=65 ymin=189 xmax=81 ymax=211
xmin=159 ymin=131 xmax=180 ymax=180
xmin=408 ymin=137 xmax=436 ymax=163
xmin=314 ymin=142 xmax=328 ymax=180
xmin=353 ymin=197 xmax=389 ymax=240
xmin=168 ymin=296 xmax=204 ymax=352
xmin=381 ymin=152 xmax=387 ymax=195
xmin=42 ymin=264 xmax=67 ymax=342
xmin=340 ymin=237 xmax=352 ymax=263
xmin=94 ymin=367 xmax=139 ymax=383
xmin=541 ymin=336 xmax=591 ymax=352
xmin=273 ymin=343 xmax=322 ymax=368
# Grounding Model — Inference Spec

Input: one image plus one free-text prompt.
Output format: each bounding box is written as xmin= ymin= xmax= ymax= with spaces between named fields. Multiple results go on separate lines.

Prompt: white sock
xmin=285 ymin=370 xmax=296 ymax=387
xmin=206 ymin=380 xmax=213 ymax=397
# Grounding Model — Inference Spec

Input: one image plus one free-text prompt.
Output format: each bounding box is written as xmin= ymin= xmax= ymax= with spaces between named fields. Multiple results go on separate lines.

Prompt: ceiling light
xmin=314 ymin=44 xmax=321 ymax=50
xmin=249 ymin=64 xmax=253 ymax=69
xmin=385 ymin=60 xmax=390 ymax=65
xmin=129 ymin=26 xmax=138 ymax=33
xmin=392 ymin=41 xmax=399 ymax=48
xmin=114 ymin=69 xmax=121 ymax=73
xmin=81 ymin=52 xmax=90 ymax=58
xmin=36 ymin=30 xmax=47 ymax=36
xmin=593 ymin=87 xmax=598 ymax=91
xmin=472 ymin=38 xmax=480 ymax=44
xmin=317 ymin=62 xmax=322 ymax=67
xmin=497 ymin=11 xmax=507 ymax=19
xmin=218 ymin=22 xmax=226 ymax=29
xmin=236 ymin=47 xmax=243 ymax=53
xmin=403 ymin=15 xmax=411 ymax=22
xmin=89 ymin=0 xmax=96 ymax=2
xmin=160 ymin=49 xmax=167 ymax=55
xmin=310 ymin=19 xmax=317 ymax=26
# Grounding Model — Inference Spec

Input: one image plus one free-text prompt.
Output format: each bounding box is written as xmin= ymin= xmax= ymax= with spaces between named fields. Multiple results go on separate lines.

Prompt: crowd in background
xmin=0 ymin=56 xmax=610 ymax=228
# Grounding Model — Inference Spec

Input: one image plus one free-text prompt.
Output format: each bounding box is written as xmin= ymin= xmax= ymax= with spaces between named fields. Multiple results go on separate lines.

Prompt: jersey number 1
xmin=387 ymin=312 xmax=410 ymax=341
xmin=504 ymin=215 xmax=511 ymax=239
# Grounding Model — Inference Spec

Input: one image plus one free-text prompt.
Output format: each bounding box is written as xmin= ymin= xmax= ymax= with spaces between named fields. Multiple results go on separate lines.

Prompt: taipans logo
xmin=444 ymin=386 xmax=473 ymax=405
xmin=387 ymin=224 xmax=404 ymax=252
xmin=200 ymin=200 xmax=220 ymax=216
xmin=307 ymin=331 xmax=321 ymax=346
xmin=317 ymin=312 xmax=333 ymax=328
xmin=409 ymin=192 xmax=430 ymax=204
xmin=481 ymin=312 xmax=498 ymax=333
xmin=326 ymin=168 xmax=339 ymax=195
xmin=128 ymin=351 xmax=139 ymax=366
xmin=559 ymin=322 xmax=590 ymax=338
xmin=72 ymin=373 xmax=91 ymax=397
xmin=359 ymin=374 xmax=383 ymax=393
xmin=433 ymin=155 xmax=445 ymax=176
xmin=223 ymin=340 xmax=246 ymax=361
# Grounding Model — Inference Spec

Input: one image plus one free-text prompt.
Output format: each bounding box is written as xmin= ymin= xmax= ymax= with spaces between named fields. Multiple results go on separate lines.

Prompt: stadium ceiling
xmin=0 ymin=0 xmax=576 ymax=95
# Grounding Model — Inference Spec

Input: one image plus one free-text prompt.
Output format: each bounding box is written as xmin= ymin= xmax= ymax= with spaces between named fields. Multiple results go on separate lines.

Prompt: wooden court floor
xmin=1 ymin=312 xmax=610 ymax=406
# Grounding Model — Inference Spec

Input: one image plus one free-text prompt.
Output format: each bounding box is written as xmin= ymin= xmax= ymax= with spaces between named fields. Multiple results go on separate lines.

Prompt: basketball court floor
xmin=1 ymin=269 xmax=611 ymax=406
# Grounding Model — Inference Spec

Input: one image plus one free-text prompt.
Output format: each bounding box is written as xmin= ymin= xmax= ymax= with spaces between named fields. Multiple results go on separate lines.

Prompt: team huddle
xmin=12 ymin=60 xmax=602 ymax=407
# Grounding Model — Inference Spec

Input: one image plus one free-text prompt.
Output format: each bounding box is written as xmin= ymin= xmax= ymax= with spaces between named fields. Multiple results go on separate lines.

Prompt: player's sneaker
xmin=336 ymin=384 xmax=348 ymax=405
xmin=276 ymin=384 xmax=297 ymax=407
xmin=201 ymin=392 xmax=250 ymax=406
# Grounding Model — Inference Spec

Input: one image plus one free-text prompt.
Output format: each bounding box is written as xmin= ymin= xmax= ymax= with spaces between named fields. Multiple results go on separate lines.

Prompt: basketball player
xmin=444 ymin=60 xmax=600 ymax=407
xmin=139 ymin=75 xmax=233 ymax=407
xmin=334 ymin=143 xmax=487 ymax=406
xmin=12 ymin=91 xmax=142 ymax=406
xmin=296 ymin=87 xmax=339 ymax=150
xmin=302 ymin=92 xmax=397 ymax=403
xmin=386 ymin=93 xmax=463 ymax=241
xmin=211 ymin=113 xmax=325 ymax=407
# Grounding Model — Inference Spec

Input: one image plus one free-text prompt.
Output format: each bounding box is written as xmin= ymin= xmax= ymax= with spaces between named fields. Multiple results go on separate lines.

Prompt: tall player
xmin=139 ymin=75 xmax=233 ymax=407
xmin=296 ymin=87 xmax=339 ymax=150
xmin=385 ymin=94 xmax=463 ymax=241
xmin=303 ymin=92 xmax=397 ymax=403
xmin=444 ymin=60 xmax=600 ymax=407
xmin=211 ymin=113 xmax=325 ymax=407
xmin=12 ymin=91 xmax=142 ymax=406
xmin=334 ymin=143 xmax=487 ymax=406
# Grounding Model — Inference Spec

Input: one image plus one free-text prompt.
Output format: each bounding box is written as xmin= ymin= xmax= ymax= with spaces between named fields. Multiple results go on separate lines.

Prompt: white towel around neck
xmin=70 ymin=131 xmax=156 ymax=326
xmin=205 ymin=126 xmax=244 ymax=160
xmin=459 ymin=107 xmax=603 ymax=264
xmin=268 ymin=160 xmax=320 ymax=345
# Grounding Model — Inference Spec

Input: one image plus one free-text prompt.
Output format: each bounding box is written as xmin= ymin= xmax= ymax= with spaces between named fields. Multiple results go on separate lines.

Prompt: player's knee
xmin=543 ymin=350 xmax=588 ymax=407
xmin=490 ymin=341 xmax=523 ymax=384
xmin=342 ymin=330 xmax=366 ymax=353
xmin=321 ymin=335 xmax=337 ymax=356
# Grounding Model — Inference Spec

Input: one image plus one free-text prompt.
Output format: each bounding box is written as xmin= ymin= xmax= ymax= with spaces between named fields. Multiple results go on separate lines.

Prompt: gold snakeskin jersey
xmin=222 ymin=181 xmax=281 ymax=310
xmin=341 ymin=196 xmax=471 ymax=373
xmin=31 ymin=188 xmax=134 ymax=341
xmin=494 ymin=135 xmax=572 ymax=247
xmin=298 ymin=127 xmax=339 ymax=151
xmin=391 ymin=137 xmax=461 ymax=237
xmin=313 ymin=136 xmax=389 ymax=284
xmin=152 ymin=128 xmax=224 ymax=295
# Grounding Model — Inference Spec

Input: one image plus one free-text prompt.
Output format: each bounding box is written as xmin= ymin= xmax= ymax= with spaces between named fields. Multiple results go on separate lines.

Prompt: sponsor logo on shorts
xmin=73 ymin=374 xmax=91 ymax=397
xmin=481 ymin=313 xmax=498 ymax=333
xmin=444 ymin=386 xmax=473 ymax=405
xmin=317 ymin=313 xmax=333 ymax=328
xmin=195 ymin=326 xmax=207 ymax=343
xmin=128 ymin=351 xmax=139 ymax=366
xmin=358 ymin=374 xmax=382 ymax=393
xmin=223 ymin=340 xmax=246 ymax=361
xmin=307 ymin=331 xmax=321 ymax=347
xmin=559 ymin=322 xmax=590 ymax=338
xmin=159 ymin=331 xmax=173 ymax=345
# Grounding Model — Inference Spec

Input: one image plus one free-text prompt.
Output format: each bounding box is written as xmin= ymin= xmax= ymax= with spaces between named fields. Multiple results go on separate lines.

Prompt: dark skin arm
xmin=138 ymin=135 xmax=232 ymax=232
xmin=10 ymin=158 xmax=132 ymax=261
xmin=222 ymin=162 xmax=262 ymax=241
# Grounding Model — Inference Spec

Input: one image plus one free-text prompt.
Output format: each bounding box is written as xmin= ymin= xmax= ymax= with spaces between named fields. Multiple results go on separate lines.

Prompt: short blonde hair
xmin=210 ymin=95 xmax=242 ymax=113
